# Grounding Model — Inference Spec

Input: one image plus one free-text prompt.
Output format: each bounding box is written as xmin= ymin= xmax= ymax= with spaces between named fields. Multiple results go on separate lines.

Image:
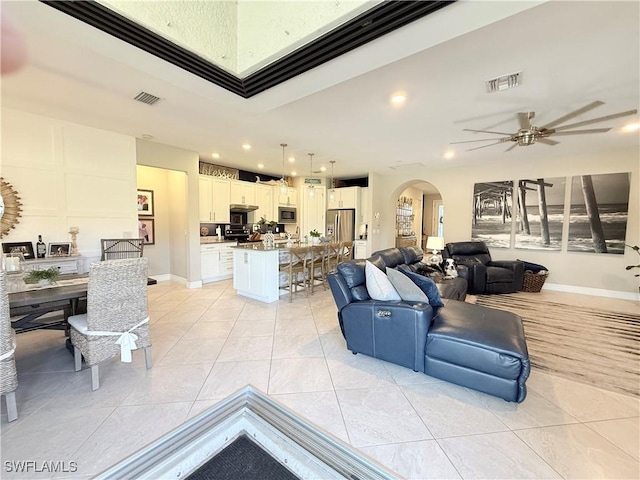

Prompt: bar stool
xmin=324 ymin=242 xmax=341 ymax=278
xmin=279 ymin=246 xmax=313 ymax=302
xmin=339 ymin=241 xmax=354 ymax=263
xmin=309 ymin=244 xmax=327 ymax=293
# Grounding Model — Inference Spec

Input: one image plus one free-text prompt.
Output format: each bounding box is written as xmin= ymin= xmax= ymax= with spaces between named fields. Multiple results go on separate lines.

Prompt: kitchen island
xmin=232 ymin=244 xmax=288 ymax=303
xmin=232 ymin=242 xmax=313 ymax=303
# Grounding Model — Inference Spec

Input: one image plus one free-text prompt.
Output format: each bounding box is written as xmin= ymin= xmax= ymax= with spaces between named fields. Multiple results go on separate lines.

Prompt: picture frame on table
xmin=2 ymin=241 xmax=35 ymax=260
xmin=138 ymin=218 xmax=155 ymax=245
xmin=137 ymin=189 xmax=154 ymax=216
xmin=48 ymin=242 xmax=71 ymax=257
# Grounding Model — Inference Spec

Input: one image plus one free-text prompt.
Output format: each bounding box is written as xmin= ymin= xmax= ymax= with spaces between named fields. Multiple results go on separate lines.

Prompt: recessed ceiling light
xmin=444 ymin=150 xmax=455 ymax=159
xmin=623 ymin=123 xmax=640 ymax=132
xmin=257 ymin=163 xmax=264 ymax=169
xmin=291 ymin=171 xmax=297 ymax=176
xmin=288 ymin=157 xmax=295 ymax=163
xmin=320 ymin=166 xmax=326 ymax=172
xmin=242 ymin=144 xmax=251 ymax=150
xmin=141 ymin=134 xmax=154 ymax=139
xmin=211 ymin=153 xmax=220 ymax=159
xmin=390 ymin=92 xmax=407 ymax=105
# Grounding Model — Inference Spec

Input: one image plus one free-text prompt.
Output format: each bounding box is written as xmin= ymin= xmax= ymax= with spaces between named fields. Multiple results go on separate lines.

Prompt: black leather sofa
xmin=327 ymin=256 xmax=530 ymax=403
xmin=443 ymin=241 xmax=524 ymax=294
xmin=370 ymin=246 xmax=468 ymax=301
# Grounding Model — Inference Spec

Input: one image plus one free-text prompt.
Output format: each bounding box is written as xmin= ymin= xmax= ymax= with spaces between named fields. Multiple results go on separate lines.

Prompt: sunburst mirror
xmin=0 ymin=178 xmax=23 ymax=238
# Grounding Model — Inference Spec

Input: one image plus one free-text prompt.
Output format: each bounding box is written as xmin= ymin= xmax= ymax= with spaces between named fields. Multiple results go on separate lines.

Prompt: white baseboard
xmin=149 ymin=274 xmax=172 ymax=282
xmin=543 ymin=282 xmax=640 ymax=301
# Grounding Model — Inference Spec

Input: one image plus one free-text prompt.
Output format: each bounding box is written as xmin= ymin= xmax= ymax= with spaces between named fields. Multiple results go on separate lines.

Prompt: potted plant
xmin=24 ymin=267 xmax=60 ymax=286
xmin=309 ymin=229 xmax=321 ymax=245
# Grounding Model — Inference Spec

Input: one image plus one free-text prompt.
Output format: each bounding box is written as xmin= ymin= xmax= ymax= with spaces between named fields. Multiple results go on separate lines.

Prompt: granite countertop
xmin=231 ymin=243 xmax=290 ymax=251
xmin=200 ymin=237 xmax=236 ymax=244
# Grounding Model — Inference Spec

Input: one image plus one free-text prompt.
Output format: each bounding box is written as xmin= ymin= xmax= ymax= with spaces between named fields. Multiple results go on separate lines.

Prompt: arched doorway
xmin=393 ymin=180 xmax=442 ymax=250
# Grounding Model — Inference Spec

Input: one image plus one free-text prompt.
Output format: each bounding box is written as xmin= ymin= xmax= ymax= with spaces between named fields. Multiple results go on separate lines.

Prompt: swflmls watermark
xmin=4 ymin=461 xmax=78 ymax=473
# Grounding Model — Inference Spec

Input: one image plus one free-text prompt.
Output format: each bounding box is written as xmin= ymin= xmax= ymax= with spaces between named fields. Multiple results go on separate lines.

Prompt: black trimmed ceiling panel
xmin=41 ymin=0 xmax=454 ymax=98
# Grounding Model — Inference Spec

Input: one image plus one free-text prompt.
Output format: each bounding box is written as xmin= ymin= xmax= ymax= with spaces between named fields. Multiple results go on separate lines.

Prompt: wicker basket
xmin=522 ymin=271 xmax=548 ymax=292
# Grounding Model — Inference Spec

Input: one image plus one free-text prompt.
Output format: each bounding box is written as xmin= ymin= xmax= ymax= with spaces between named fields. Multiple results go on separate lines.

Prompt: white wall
xmin=135 ymin=139 xmax=201 ymax=286
xmin=1 ymin=108 xmax=137 ymax=267
xmin=370 ymin=146 xmax=639 ymax=297
xmin=136 ymin=165 xmax=184 ymax=277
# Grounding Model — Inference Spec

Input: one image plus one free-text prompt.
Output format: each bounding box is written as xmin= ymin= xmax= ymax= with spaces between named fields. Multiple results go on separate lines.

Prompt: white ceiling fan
xmin=451 ymin=101 xmax=638 ymax=152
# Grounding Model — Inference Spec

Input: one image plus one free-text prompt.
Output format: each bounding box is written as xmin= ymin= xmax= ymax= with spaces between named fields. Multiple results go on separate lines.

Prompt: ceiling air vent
xmin=133 ymin=91 xmax=161 ymax=105
xmin=486 ymin=72 xmax=521 ymax=93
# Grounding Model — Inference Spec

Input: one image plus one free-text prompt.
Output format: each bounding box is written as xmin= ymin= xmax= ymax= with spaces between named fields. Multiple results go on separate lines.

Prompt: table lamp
xmin=425 ymin=236 xmax=445 ymax=265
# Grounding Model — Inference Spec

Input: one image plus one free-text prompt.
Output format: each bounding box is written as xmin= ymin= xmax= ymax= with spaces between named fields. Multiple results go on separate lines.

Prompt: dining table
xmin=7 ymin=274 xmax=88 ymax=334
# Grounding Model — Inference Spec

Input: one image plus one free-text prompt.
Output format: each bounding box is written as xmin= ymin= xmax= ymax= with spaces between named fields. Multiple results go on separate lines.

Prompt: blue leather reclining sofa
xmin=327 ymin=249 xmax=530 ymax=403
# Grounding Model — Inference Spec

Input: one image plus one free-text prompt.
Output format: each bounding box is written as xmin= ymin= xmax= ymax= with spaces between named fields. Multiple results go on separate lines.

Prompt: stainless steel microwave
xmin=278 ymin=206 xmax=297 ymax=224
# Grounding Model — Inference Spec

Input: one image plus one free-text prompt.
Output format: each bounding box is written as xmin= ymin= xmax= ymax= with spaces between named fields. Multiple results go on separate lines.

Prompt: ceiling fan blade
xmin=540 ymin=101 xmax=604 ymax=129
xmin=550 ymin=128 xmax=611 ymax=136
xmin=451 ymin=137 xmax=511 ymax=144
xmin=505 ymin=143 xmax=518 ymax=152
xmin=552 ymin=109 xmax=638 ymax=132
xmin=517 ymin=112 xmax=534 ymax=130
xmin=536 ymin=137 xmax=559 ymax=146
xmin=463 ymin=128 xmax=512 ymax=135
xmin=467 ymin=141 xmax=512 ymax=151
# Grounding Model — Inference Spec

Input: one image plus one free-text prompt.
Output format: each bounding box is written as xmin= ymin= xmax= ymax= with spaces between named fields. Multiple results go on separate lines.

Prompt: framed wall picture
xmin=2 ymin=241 xmax=35 ymax=260
xmin=471 ymin=180 xmax=514 ymax=248
xmin=138 ymin=218 xmax=155 ymax=245
xmin=137 ymin=189 xmax=154 ymax=216
xmin=567 ymin=172 xmax=630 ymax=254
xmin=48 ymin=242 xmax=71 ymax=256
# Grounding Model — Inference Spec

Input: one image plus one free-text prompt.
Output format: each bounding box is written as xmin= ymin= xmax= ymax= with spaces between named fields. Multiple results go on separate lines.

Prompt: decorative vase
xmin=312 ymin=237 xmax=320 ymax=245
xmin=263 ymin=229 xmax=275 ymax=248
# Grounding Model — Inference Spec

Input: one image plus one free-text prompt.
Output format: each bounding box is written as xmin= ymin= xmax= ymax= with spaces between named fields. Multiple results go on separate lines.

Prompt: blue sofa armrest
xmin=341 ymin=300 xmax=433 ymax=373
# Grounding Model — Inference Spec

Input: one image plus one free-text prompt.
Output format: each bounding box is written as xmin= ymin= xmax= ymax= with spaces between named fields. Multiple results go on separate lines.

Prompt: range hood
xmin=230 ymin=204 xmax=259 ymax=212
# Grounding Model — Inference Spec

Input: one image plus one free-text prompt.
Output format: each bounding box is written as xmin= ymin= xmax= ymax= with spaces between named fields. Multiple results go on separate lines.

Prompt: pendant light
xmin=307 ymin=153 xmax=315 ymax=198
xmin=328 ymin=160 xmax=336 ymax=202
xmin=279 ymin=143 xmax=288 ymax=195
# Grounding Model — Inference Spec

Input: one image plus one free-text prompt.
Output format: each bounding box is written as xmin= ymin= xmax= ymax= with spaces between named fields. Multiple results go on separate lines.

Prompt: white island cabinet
xmin=233 ymin=246 xmax=280 ymax=303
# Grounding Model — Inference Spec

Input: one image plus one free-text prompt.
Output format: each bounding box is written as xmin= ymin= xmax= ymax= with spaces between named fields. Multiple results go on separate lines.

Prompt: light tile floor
xmin=1 ymin=281 xmax=638 ymax=479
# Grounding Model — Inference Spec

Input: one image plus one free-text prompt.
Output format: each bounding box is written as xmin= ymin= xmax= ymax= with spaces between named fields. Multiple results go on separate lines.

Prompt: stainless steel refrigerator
xmin=326 ymin=209 xmax=355 ymax=242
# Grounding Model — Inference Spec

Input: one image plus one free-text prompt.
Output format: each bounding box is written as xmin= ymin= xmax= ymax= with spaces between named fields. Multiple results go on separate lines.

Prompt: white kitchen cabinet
xmin=230 ymin=180 xmax=256 ymax=205
xmin=277 ymin=187 xmax=297 ymax=206
xmin=199 ymin=176 xmax=213 ymax=222
xmin=327 ymin=186 xmax=360 ymax=209
xmin=199 ymin=176 xmax=231 ymax=223
xmin=254 ymin=184 xmax=274 ymax=222
xmin=300 ymin=186 xmax=325 ymax=239
xmin=212 ymin=178 xmax=231 ymax=223
xmin=354 ymin=240 xmax=368 ymax=259
xmin=201 ymin=242 xmax=236 ymax=283
xmin=233 ymin=247 xmax=280 ymax=302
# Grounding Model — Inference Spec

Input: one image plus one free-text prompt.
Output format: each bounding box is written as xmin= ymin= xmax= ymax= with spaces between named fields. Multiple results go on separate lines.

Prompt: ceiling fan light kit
xmin=452 ymin=101 xmax=638 ymax=152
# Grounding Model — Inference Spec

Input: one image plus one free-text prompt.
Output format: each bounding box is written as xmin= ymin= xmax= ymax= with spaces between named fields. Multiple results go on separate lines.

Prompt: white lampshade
xmin=426 ymin=236 xmax=444 ymax=251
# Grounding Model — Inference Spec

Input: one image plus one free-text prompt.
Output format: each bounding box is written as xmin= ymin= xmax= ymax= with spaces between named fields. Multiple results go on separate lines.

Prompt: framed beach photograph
xmin=137 ymin=189 xmax=154 ymax=216
xmin=471 ymin=180 xmax=514 ymax=248
xmin=567 ymin=172 xmax=630 ymax=254
xmin=138 ymin=218 xmax=155 ymax=245
xmin=2 ymin=241 xmax=35 ymax=260
xmin=48 ymin=242 xmax=71 ymax=257
xmin=515 ymin=177 xmax=566 ymax=251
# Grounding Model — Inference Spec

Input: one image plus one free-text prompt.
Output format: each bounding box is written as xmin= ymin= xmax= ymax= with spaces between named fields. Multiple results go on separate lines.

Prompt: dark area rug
xmin=475 ymin=293 xmax=640 ymax=397
xmin=187 ymin=434 xmax=299 ymax=480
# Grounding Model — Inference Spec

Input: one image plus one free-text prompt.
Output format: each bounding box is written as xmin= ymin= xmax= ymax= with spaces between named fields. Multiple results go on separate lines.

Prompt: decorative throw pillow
xmin=365 ymin=260 xmax=401 ymax=301
xmin=386 ymin=268 xmax=429 ymax=303
xmin=400 ymin=269 xmax=445 ymax=307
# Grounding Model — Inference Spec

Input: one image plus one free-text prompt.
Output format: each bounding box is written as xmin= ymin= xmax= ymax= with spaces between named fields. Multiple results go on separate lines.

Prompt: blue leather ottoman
xmin=425 ymin=300 xmax=530 ymax=402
